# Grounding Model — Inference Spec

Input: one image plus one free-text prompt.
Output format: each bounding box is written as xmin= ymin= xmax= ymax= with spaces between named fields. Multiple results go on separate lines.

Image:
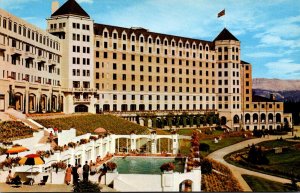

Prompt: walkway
xmin=0 ymin=183 xmax=117 ymax=192
xmin=207 ymin=132 xmax=298 ymax=192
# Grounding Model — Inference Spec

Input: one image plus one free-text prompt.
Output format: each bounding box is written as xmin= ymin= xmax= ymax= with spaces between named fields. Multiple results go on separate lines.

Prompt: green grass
xmin=177 ymin=129 xmax=194 ymax=136
xmin=35 ymin=114 xmax=149 ymax=135
xmin=242 ymin=174 xmax=295 ymax=192
xmin=257 ymin=140 xmax=299 ymax=148
xmin=225 ymin=140 xmax=300 ymax=179
xmin=200 ymin=136 xmax=249 ymax=156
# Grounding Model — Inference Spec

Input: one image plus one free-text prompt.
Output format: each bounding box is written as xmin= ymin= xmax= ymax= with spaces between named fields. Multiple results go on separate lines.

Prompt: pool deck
xmin=0 ymin=183 xmax=117 ymax=192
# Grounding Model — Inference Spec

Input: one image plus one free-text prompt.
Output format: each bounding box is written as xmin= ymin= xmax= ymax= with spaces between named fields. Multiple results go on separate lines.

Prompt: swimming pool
xmin=111 ymin=157 xmax=185 ymax=174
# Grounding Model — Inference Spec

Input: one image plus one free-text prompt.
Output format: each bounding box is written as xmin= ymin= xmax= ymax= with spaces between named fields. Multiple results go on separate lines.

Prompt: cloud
xmin=246 ymin=52 xmax=281 ymax=58
xmin=0 ymin=0 xmax=39 ymax=9
xmin=76 ymin=0 xmax=93 ymax=4
xmin=265 ymin=59 xmax=300 ymax=79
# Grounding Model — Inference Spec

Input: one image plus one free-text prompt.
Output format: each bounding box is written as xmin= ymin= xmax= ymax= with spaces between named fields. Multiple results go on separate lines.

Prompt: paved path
xmin=207 ymin=132 xmax=298 ymax=192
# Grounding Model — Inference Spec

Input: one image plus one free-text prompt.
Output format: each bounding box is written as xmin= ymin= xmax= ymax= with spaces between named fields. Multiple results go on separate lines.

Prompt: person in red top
xmin=54 ymin=128 xmax=58 ymax=136
xmin=49 ymin=131 xmax=54 ymax=142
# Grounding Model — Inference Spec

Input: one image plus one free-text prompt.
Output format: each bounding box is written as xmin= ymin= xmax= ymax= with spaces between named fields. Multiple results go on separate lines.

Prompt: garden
xmin=34 ymin=114 xmax=149 ymax=135
xmin=0 ymin=121 xmax=34 ymax=143
xmin=242 ymin=174 xmax=298 ymax=192
xmin=225 ymin=138 xmax=300 ymax=180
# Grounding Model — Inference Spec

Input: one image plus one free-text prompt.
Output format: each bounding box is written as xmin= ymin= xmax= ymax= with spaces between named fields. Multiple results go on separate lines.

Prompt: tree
xmin=73 ymin=180 xmax=101 ymax=192
xmin=201 ymin=158 xmax=212 ymax=174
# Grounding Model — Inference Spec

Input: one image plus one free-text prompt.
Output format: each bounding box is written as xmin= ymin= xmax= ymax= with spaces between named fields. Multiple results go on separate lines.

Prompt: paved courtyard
xmin=0 ymin=183 xmax=117 ymax=192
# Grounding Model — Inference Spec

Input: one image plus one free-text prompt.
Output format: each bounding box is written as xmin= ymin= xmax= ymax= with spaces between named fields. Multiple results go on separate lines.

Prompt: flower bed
xmin=34 ymin=114 xmax=149 ymax=136
xmin=0 ymin=121 xmax=34 ymax=142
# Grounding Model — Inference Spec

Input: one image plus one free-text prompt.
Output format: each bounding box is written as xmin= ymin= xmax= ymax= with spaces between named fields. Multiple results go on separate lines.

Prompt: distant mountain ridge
xmin=253 ymin=78 xmax=300 ymax=102
xmin=253 ymin=78 xmax=300 ymax=91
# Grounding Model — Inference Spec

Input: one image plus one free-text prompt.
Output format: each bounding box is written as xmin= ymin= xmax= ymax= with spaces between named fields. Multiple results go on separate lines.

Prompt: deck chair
xmin=38 ymin=175 xmax=49 ymax=186
xmin=11 ymin=176 xmax=22 ymax=188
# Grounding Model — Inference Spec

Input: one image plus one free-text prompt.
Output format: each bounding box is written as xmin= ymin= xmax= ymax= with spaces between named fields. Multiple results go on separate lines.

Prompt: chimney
xmin=270 ymin=93 xmax=275 ymax=100
xmin=52 ymin=1 xmax=59 ymax=14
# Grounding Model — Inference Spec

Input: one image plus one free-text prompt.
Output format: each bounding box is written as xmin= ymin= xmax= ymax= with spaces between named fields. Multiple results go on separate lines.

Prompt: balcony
xmin=10 ymin=47 xmax=22 ymax=56
xmin=25 ymin=52 xmax=35 ymax=59
xmin=62 ymin=88 xmax=97 ymax=93
xmin=7 ymin=75 xmax=16 ymax=80
xmin=37 ymin=55 xmax=46 ymax=63
xmin=47 ymin=27 xmax=66 ymax=33
xmin=0 ymin=43 xmax=6 ymax=51
xmin=48 ymin=59 xmax=57 ymax=66
xmin=74 ymin=98 xmax=91 ymax=104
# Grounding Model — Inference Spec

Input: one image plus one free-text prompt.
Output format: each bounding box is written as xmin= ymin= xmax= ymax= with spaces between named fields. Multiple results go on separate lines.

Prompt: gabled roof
xmin=51 ymin=0 xmax=90 ymax=18
xmin=241 ymin=60 xmax=250 ymax=64
xmin=214 ymin=28 xmax=239 ymax=41
xmin=94 ymin=23 xmax=215 ymax=49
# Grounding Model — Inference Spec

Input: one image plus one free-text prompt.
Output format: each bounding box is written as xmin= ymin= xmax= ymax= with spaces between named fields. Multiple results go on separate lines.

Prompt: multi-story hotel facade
xmin=0 ymin=0 xmax=292 ymax=130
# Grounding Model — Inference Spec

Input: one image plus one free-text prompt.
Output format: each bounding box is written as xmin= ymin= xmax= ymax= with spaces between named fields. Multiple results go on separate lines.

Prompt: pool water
xmin=111 ymin=157 xmax=185 ymax=174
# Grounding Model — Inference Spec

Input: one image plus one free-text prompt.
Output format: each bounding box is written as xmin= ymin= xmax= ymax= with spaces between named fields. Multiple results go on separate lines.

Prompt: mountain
xmin=252 ymin=78 xmax=300 ymax=91
xmin=252 ymin=78 xmax=300 ymax=102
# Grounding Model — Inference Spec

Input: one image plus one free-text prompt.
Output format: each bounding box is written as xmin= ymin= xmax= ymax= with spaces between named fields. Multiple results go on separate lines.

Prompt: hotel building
xmin=0 ymin=0 xmax=292 ymax=130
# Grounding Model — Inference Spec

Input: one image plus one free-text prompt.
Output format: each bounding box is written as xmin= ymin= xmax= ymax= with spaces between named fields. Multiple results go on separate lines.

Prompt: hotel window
xmin=104 ymin=31 xmax=108 ymax=38
xmin=140 ymin=85 xmax=144 ymax=91
xmin=122 ymin=34 xmax=126 ymax=40
xmin=122 ymin=54 xmax=126 ymax=60
xmin=113 ymin=43 xmax=117 ymax=49
xmin=122 ymin=95 xmax=126 ymax=100
xmin=131 ymin=35 xmax=135 ymax=42
xmin=131 ymin=75 xmax=135 ymax=81
xmin=113 ymin=53 xmax=117 ymax=59
xmin=277 ymin=104 xmax=280 ymax=108
xmin=140 ymin=46 xmax=144 ymax=52
xmin=122 ymin=64 xmax=126 ymax=70
xmin=131 ymin=55 xmax=135 ymax=61
xmin=113 ymin=33 xmax=117 ymax=39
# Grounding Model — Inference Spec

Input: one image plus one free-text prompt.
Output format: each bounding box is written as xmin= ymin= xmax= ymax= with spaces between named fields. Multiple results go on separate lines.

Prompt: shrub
xmin=201 ymin=158 xmax=212 ymax=174
xmin=106 ymin=161 xmax=117 ymax=171
xmin=160 ymin=162 xmax=175 ymax=172
xmin=73 ymin=180 xmax=101 ymax=192
xmin=200 ymin=143 xmax=210 ymax=152
xmin=51 ymin=161 xmax=67 ymax=170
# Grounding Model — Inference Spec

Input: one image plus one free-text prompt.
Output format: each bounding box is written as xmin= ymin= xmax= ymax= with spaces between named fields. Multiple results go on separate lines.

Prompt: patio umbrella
xmin=19 ymin=154 xmax=45 ymax=182
xmin=6 ymin=146 xmax=29 ymax=154
xmin=94 ymin=127 xmax=107 ymax=134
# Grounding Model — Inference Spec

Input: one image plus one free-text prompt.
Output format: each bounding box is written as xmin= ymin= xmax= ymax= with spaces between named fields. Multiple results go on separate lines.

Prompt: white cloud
xmin=265 ymin=59 xmax=300 ymax=79
xmin=246 ymin=52 xmax=281 ymax=58
xmin=76 ymin=0 xmax=93 ymax=4
xmin=0 ymin=0 xmax=38 ymax=9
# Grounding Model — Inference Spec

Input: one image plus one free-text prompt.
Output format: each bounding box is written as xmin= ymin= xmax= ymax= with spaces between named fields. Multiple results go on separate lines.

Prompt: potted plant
xmin=51 ymin=161 xmax=67 ymax=172
xmin=160 ymin=162 xmax=175 ymax=173
xmin=106 ymin=161 xmax=117 ymax=172
xmin=89 ymin=136 xmax=98 ymax=141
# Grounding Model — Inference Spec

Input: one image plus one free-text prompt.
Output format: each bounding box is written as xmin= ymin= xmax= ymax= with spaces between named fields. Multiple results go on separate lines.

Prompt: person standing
xmin=72 ymin=164 xmax=78 ymax=185
xmin=65 ymin=164 xmax=72 ymax=185
xmin=77 ymin=164 xmax=83 ymax=181
xmin=83 ymin=161 xmax=90 ymax=182
xmin=98 ymin=163 xmax=107 ymax=184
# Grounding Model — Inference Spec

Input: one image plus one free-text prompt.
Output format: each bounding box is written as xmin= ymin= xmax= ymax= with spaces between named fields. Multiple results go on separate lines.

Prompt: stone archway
xmin=75 ymin=105 xmax=88 ymax=112
xmin=220 ymin=116 xmax=227 ymax=125
xmin=14 ymin=92 xmax=23 ymax=111
xmin=179 ymin=179 xmax=193 ymax=192
xmin=276 ymin=113 xmax=281 ymax=123
xmin=29 ymin=93 xmax=36 ymax=112
xmin=233 ymin=115 xmax=239 ymax=124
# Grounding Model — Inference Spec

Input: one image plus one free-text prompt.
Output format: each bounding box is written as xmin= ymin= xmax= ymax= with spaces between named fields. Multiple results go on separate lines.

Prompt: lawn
xmin=225 ymin=139 xmax=300 ymax=179
xmin=35 ymin=114 xmax=149 ymax=135
xmin=200 ymin=136 xmax=250 ymax=156
xmin=177 ymin=128 xmax=223 ymax=136
xmin=242 ymin=174 xmax=295 ymax=192
xmin=179 ymin=136 xmax=250 ymax=157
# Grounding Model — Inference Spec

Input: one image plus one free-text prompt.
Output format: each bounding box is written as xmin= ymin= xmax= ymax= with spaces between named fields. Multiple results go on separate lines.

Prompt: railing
xmin=74 ymin=98 xmax=91 ymax=103
xmin=10 ymin=47 xmax=22 ymax=54
xmin=0 ymin=42 xmax=6 ymax=51
xmin=62 ymin=88 xmax=98 ymax=92
xmin=104 ymin=109 xmax=218 ymax=115
xmin=47 ymin=27 xmax=66 ymax=33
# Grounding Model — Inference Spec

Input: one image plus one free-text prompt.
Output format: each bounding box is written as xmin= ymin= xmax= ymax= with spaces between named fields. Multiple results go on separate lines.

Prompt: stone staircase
xmin=4 ymin=108 xmax=41 ymax=131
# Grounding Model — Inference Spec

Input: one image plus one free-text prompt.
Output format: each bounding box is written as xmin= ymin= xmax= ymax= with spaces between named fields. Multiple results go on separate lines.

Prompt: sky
xmin=1 ymin=0 xmax=300 ymax=80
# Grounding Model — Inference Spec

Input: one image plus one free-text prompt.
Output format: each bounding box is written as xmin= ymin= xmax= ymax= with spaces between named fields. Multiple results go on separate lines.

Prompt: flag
xmin=218 ymin=9 xmax=225 ymax=18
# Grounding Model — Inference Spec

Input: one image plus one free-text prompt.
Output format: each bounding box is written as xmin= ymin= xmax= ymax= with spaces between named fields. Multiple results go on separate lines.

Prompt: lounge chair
xmin=38 ymin=175 xmax=49 ymax=186
xmin=11 ymin=176 xmax=22 ymax=188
